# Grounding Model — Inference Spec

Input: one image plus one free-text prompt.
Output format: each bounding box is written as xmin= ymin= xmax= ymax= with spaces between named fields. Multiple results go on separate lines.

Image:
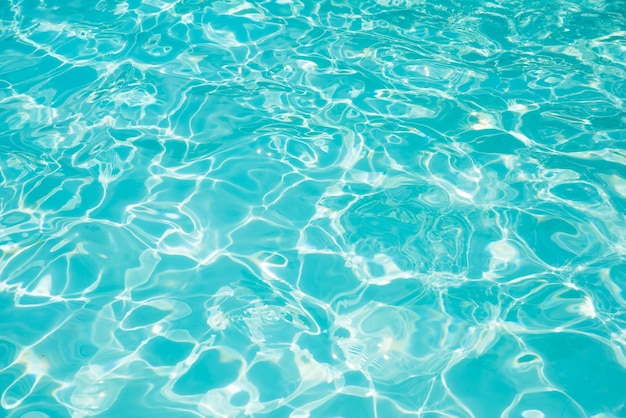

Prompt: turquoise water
xmin=1 ymin=0 xmax=626 ymax=416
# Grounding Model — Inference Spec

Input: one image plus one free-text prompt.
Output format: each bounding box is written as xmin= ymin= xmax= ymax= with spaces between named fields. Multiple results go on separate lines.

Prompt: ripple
xmin=1 ymin=0 xmax=626 ymax=416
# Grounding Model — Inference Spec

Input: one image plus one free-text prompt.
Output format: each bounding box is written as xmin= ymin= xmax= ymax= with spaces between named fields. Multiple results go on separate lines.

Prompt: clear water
xmin=1 ymin=0 xmax=626 ymax=417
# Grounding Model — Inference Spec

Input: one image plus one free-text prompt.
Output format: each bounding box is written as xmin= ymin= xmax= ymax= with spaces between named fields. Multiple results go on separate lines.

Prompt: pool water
xmin=1 ymin=0 xmax=626 ymax=417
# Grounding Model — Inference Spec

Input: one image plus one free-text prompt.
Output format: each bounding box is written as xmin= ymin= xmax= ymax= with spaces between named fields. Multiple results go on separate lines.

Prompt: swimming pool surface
xmin=1 ymin=0 xmax=626 ymax=417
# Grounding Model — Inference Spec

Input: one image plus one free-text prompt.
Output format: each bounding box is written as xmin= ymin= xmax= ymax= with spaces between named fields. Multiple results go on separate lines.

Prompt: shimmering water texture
xmin=1 ymin=0 xmax=626 ymax=417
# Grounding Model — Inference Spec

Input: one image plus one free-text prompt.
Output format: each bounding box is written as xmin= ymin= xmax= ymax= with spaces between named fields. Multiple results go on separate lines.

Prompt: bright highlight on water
xmin=1 ymin=0 xmax=626 ymax=417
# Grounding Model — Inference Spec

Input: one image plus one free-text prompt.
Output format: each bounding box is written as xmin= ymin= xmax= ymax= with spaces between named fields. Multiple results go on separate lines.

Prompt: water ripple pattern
xmin=1 ymin=0 xmax=626 ymax=417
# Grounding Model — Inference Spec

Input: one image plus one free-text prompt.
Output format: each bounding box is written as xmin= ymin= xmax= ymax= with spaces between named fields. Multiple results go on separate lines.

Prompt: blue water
xmin=1 ymin=0 xmax=626 ymax=417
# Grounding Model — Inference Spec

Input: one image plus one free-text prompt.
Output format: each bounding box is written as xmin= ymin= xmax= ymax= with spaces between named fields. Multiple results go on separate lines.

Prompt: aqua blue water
xmin=1 ymin=0 xmax=626 ymax=417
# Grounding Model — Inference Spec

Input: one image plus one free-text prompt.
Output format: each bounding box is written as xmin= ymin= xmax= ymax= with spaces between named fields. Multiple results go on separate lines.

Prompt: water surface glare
xmin=1 ymin=0 xmax=626 ymax=417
